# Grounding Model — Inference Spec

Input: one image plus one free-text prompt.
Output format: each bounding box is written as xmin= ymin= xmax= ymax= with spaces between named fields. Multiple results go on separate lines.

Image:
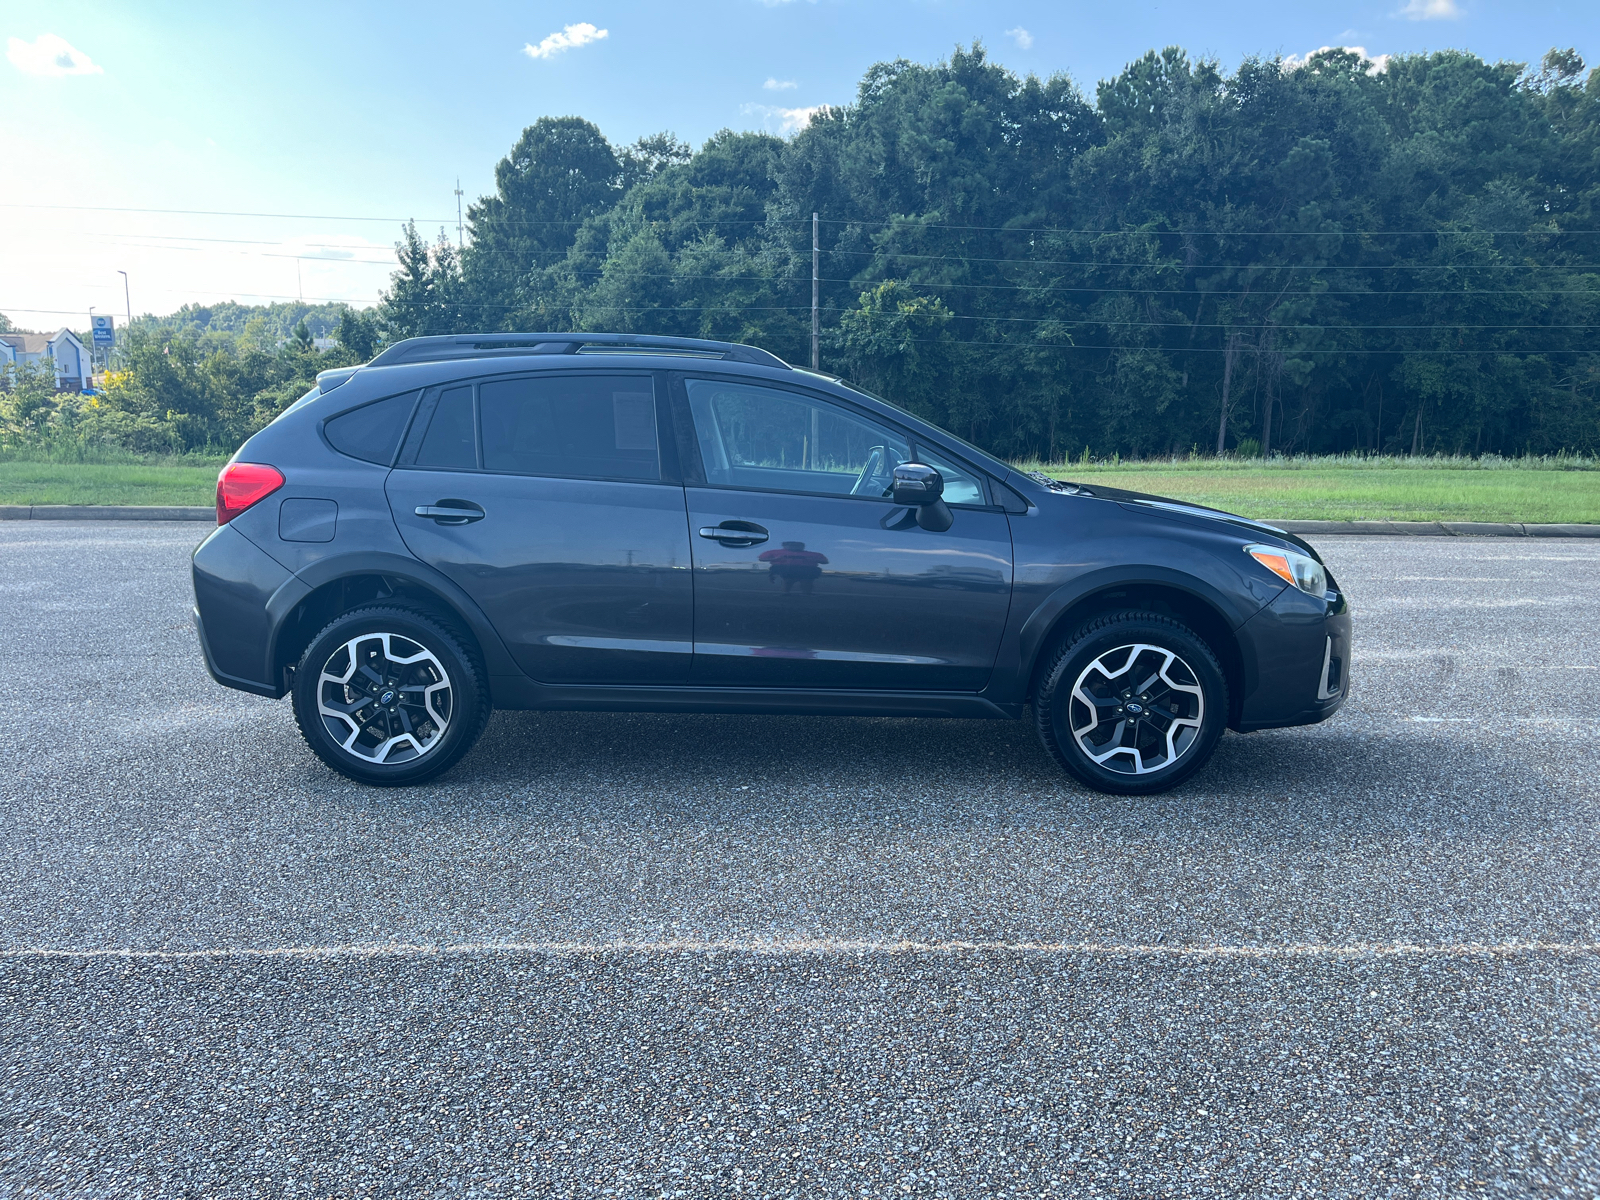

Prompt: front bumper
xmin=1234 ymin=586 xmax=1352 ymax=732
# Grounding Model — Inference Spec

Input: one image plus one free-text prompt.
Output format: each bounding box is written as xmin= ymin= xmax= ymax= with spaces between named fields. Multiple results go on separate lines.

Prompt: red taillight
xmin=216 ymin=462 xmax=284 ymax=525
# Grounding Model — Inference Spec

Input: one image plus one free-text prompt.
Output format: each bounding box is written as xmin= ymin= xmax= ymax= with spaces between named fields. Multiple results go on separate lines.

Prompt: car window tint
xmin=914 ymin=447 xmax=987 ymax=506
xmin=415 ymin=386 xmax=477 ymax=469
xmin=323 ymin=391 xmax=418 ymax=464
xmin=480 ymin=375 xmax=659 ymax=480
xmin=685 ymin=379 xmax=910 ymax=498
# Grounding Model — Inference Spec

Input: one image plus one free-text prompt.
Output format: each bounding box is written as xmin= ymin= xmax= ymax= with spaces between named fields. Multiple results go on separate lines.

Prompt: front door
xmin=385 ymin=371 xmax=693 ymax=684
xmin=681 ymin=377 xmax=1013 ymax=690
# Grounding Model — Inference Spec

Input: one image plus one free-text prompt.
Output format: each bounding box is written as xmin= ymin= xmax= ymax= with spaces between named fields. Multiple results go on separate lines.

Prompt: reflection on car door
xmin=681 ymin=377 xmax=1013 ymax=691
xmin=385 ymin=372 xmax=693 ymax=685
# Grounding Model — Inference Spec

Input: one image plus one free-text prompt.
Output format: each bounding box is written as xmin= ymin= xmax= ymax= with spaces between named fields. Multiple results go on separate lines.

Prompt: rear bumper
xmin=1234 ymin=589 xmax=1352 ymax=732
xmin=191 ymin=523 xmax=293 ymax=698
xmin=194 ymin=606 xmax=283 ymax=698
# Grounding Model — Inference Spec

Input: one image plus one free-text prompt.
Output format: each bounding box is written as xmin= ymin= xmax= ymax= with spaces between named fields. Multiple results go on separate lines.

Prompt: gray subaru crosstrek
xmin=193 ymin=332 xmax=1349 ymax=794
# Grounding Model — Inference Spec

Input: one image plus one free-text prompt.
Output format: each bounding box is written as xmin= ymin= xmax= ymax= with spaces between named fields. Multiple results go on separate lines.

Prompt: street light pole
xmin=811 ymin=212 xmax=819 ymax=371
xmin=116 ymin=270 xmax=131 ymax=326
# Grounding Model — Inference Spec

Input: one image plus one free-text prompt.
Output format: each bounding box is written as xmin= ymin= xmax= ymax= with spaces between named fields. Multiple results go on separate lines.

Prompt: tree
xmin=461 ymin=117 xmax=622 ymax=329
xmin=337 ymin=308 xmax=379 ymax=360
xmin=379 ymin=221 xmax=466 ymax=339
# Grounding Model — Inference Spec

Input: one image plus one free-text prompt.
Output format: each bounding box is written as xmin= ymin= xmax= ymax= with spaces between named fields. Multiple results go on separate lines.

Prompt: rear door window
xmin=480 ymin=375 xmax=659 ymax=481
xmin=415 ymin=385 xmax=477 ymax=469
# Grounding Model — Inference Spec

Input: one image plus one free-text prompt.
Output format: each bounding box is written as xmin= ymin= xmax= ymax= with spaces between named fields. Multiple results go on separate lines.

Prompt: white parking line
xmin=4 ymin=940 xmax=1597 ymax=961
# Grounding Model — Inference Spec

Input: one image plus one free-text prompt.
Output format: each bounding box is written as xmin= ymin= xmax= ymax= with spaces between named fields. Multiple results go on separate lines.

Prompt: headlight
xmin=1245 ymin=543 xmax=1327 ymax=597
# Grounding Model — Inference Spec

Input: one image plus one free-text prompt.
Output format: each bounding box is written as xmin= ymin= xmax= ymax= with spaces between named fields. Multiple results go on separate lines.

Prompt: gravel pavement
xmin=1 ymin=524 xmax=1596 ymax=1198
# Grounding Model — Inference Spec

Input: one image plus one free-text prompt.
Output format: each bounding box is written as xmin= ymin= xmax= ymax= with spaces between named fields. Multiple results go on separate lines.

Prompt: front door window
xmin=687 ymin=379 xmax=911 ymax=498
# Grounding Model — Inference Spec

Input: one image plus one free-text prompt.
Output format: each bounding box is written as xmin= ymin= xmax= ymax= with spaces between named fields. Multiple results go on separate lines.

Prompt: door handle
xmin=698 ymin=521 xmax=768 ymax=546
xmin=415 ymin=500 xmax=485 ymax=525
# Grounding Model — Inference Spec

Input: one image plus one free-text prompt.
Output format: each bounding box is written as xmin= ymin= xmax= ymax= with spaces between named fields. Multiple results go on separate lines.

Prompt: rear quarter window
xmin=323 ymin=391 xmax=419 ymax=465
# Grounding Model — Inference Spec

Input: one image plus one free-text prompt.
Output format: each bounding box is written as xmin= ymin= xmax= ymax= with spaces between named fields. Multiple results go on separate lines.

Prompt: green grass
xmin=2 ymin=450 xmax=1597 ymax=523
xmin=0 ymin=457 xmax=226 ymax=507
xmin=1013 ymin=455 xmax=1600 ymax=523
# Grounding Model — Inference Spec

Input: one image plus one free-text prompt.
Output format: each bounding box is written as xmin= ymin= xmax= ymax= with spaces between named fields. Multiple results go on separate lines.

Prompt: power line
xmin=14 ymin=200 xmax=1600 ymax=240
xmin=75 ymin=233 xmax=1600 ymax=273
xmin=0 ymin=202 xmax=456 ymax=223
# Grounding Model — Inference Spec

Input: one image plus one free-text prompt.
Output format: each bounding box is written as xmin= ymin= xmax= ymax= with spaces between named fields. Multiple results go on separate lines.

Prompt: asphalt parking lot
xmin=1 ymin=523 xmax=1596 ymax=1198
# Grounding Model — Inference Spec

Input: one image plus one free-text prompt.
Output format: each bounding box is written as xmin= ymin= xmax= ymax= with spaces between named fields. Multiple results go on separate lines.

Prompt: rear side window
xmin=415 ymin=386 xmax=477 ymax=469
xmin=480 ymin=375 xmax=658 ymax=481
xmin=323 ymin=391 xmax=418 ymax=464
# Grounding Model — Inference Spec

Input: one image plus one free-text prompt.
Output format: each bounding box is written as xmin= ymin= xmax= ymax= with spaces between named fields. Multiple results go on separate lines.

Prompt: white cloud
xmin=742 ymin=103 xmax=830 ymax=134
xmin=764 ymin=77 xmax=797 ymax=90
xmin=1395 ymin=0 xmax=1460 ymax=19
xmin=1284 ymin=45 xmax=1390 ymax=74
xmin=6 ymin=33 xmax=102 ymax=76
xmin=522 ymin=22 xmax=608 ymax=61
xmin=1006 ymin=27 xmax=1034 ymax=50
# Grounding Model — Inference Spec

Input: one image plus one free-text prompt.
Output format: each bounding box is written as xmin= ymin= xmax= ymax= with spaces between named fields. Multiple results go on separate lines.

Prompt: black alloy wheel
xmin=1034 ymin=610 xmax=1228 ymax=795
xmin=291 ymin=605 xmax=489 ymax=786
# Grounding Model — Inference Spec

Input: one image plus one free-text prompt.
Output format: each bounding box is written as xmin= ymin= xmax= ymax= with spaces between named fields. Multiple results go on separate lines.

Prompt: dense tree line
xmin=8 ymin=43 xmax=1597 ymax=460
xmin=384 ymin=43 xmax=1600 ymax=459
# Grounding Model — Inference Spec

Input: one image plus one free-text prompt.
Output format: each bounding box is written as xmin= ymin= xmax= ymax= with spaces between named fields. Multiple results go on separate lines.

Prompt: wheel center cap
xmin=1125 ymin=702 xmax=1144 ymax=714
xmin=379 ymin=689 xmax=397 ymax=706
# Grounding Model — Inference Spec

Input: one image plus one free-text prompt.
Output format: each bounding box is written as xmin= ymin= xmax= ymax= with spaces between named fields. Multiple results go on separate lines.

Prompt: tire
xmin=1034 ymin=610 xmax=1229 ymax=796
xmin=291 ymin=604 xmax=490 ymax=787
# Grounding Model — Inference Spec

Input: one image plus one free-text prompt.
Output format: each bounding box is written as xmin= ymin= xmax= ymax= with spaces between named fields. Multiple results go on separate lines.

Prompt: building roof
xmin=0 ymin=329 xmax=81 ymax=355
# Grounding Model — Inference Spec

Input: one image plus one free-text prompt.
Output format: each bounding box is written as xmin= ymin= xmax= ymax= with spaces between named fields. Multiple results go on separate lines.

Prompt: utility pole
xmin=454 ymin=179 xmax=465 ymax=248
xmin=811 ymin=212 xmax=820 ymax=371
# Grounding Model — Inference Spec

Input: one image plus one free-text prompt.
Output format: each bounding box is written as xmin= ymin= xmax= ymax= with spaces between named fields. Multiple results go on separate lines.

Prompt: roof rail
xmin=365 ymin=332 xmax=790 ymax=371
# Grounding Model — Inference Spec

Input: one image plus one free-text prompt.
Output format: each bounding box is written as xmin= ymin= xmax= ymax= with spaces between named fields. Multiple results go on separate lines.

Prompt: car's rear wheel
xmin=1034 ymin=610 xmax=1228 ymax=795
xmin=291 ymin=605 xmax=489 ymax=787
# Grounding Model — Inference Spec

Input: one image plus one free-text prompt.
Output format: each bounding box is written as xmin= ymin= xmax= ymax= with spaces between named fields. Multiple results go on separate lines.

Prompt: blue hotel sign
xmin=91 ymin=314 xmax=115 ymax=346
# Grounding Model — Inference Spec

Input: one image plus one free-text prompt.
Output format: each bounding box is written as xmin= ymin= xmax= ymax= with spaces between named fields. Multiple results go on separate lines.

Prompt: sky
xmin=2 ymin=0 xmax=1596 ymax=331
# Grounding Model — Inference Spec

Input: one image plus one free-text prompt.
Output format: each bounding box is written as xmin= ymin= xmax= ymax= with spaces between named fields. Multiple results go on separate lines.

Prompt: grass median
xmin=1015 ymin=455 xmax=1600 ymax=524
xmin=2 ymin=451 xmax=1597 ymax=524
xmin=0 ymin=453 xmax=228 ymax=507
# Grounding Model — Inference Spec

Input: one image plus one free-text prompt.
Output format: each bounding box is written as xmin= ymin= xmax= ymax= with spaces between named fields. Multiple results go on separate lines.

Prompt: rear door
xmin=679 ymin=375 xmax=1014 ymax=691
xmin=385 ymin=370 xmax=693 ymax=684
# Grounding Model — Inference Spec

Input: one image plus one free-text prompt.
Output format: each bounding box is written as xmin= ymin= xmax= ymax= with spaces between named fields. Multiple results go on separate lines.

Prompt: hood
xmin=1042 ymin=478 xmax=1325 ymax=563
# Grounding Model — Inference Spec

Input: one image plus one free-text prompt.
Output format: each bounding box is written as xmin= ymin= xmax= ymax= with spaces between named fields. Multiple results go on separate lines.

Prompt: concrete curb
xmin=0 ymin=506 xmax=1595 ymax=537
xmin=0 ymin=505 xmax=214 ymax=522
xmin=1276 ymin=520 xmax=1600 ymax=538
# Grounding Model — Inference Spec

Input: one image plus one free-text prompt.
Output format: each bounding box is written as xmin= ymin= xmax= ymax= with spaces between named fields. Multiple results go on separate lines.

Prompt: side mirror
xmin=891 ymin=463 xmax=953 ymax=532
xmin=892 ymin=463 xmax=943 ymax=505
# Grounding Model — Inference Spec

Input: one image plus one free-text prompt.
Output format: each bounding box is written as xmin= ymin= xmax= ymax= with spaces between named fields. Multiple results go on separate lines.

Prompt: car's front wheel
xmin=1034 ymin=610 xmax=1228 ymax=795
xmin=291 ymin=605 xmax=489 ymax=787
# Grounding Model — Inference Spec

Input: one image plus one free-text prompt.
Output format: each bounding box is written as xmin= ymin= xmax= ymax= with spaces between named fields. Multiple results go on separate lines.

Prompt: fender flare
xmin=265 ymin=550 xmax=522 ymax=682
xmin=1012 ymin=563 xmax=1262 ymax=702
